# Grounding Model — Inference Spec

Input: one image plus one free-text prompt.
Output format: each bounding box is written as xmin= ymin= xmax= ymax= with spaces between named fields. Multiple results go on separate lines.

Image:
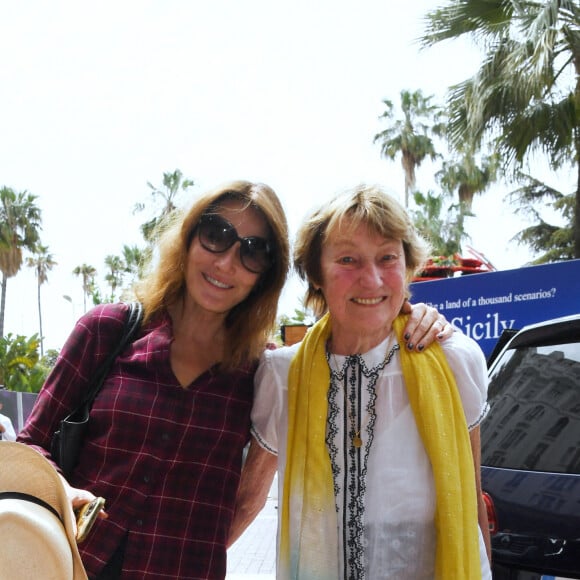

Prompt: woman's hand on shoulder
xmin=400 ymin=300 xmax=454 ymax=351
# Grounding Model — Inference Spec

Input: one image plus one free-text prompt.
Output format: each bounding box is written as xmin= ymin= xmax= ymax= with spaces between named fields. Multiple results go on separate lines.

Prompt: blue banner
xmin=409 ymin=259 xmax=580 ymax=358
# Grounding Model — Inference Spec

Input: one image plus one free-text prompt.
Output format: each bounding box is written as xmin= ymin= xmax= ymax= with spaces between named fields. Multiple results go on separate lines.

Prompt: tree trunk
xmin=37 ymin=280 xmax=44 ymax=358
xmin=0 ymin=273 xmax=6 ymax=339
xmin=575 ymin=156 xmax=579 ymax=259
xmin=402 ymin=152 xmax=416 ymax=208
xmin=574 ymin=63 xmax=580 ymax=259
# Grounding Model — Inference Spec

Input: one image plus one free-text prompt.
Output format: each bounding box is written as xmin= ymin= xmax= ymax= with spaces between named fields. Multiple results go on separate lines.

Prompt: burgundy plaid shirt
xmin=18 ymin=303 xmax=255 ymax=579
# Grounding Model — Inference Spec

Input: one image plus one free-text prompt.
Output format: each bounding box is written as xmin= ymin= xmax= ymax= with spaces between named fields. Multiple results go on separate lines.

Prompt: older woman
xmin=251 ymin=184 xmax=492 ymax=579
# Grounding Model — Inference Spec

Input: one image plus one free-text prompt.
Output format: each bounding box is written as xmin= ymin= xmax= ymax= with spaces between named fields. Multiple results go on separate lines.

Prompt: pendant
xmin=353 ymin=435 xmax=363 ymax=448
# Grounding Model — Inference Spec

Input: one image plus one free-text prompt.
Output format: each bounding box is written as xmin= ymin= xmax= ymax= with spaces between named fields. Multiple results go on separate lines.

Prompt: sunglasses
xmin=197 ymin=213 xmax=273 ymax=274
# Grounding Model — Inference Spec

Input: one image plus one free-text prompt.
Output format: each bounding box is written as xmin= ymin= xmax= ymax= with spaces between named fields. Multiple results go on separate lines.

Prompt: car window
xmin=481 ymin=339 xmax=580 ymax=474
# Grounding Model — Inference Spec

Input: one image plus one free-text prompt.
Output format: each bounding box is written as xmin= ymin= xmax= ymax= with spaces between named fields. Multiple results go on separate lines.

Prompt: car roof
xmin=488 ymin=313 xmax=580 ymax=370
xmin=518 ymin=313 xmax=580 ymax=331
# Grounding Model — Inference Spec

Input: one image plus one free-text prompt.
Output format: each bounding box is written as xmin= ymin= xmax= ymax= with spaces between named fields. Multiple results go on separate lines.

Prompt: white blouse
xmin=252 ymin=330 xmax=491 ymax=579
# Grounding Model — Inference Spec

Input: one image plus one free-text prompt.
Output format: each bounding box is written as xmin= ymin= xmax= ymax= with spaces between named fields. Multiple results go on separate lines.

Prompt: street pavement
xmin=226 ymin=477 xmax=277 ymax=579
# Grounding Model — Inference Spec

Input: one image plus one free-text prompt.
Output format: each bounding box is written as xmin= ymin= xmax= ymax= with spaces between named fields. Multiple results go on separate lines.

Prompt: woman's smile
xmin=351 ymin=296 xmax=385 ymax=305
xmin=203 ymin=272 xmax=233 ymax=290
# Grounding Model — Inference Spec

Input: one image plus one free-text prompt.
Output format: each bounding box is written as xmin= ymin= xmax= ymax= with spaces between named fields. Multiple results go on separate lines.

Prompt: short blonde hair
xmin=294 ymin=184 xmax=429 ymax=318
xmin=135 ymin=180 xmax=289 ymax=370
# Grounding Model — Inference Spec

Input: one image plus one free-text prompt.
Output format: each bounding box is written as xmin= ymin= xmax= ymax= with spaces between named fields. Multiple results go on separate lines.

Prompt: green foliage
xmin=72 ymin=263 xmax=97 ymax=313
xmin=79 ymin=169 xmax=195 ymax=307
xmin=26 ymin=244 xmax=56 ymax=286
xmin=275 ymin=309 xmax=314 ymax=344
xmin=411 ymin=190 xmax=473 ymax=257
xmin=26 ymin=243 xmax=57 ymax=357
xmin=76 ymin=243 xmax=148 ymax=306
xmin=89 ymin=285 xmax=108 ymax=306
xmin=41 ymin=348 xmax=59 ymax=369
xmin=0 ymin=187 xmax=42 ymax=277
xmin=122 ymin=244 xmax=147 ymax=281
xmin=288 ymin=309 xmax=308 ymax=324
xmin=420 ymin=0 xmax=580 ymax=258
xmin=374 ymin=90 xmax=445 ymax=207
xmin=509 ymin=173 xmax=575 ymax=263
xmin=436 ymin=145 xmax=499 ymax=209
xmin=25 ymin=364 xmax=50 ymax=393
xmin=104 ymin=254 xmax=125 ymax=301
xmin=135 ymin=169 xmax=195 ymax=244
xmin=2 ymin=170 xmax=197 ymax=389
xmin=0 ymin=186 xmax=43 ymax=338
xmin=0 ymin=333 xmax=46 ymax=392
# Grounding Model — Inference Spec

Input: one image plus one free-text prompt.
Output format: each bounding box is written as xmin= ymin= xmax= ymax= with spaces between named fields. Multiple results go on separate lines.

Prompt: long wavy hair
xmin=294 ymin=184 xmax=429 ymax=318
xmin=135 ymin=180 xmax=289 ymax=370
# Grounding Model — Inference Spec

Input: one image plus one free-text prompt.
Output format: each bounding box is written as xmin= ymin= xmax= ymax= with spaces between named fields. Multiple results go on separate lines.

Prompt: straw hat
xmin=0 ymin=441 xmax=88 ymax=580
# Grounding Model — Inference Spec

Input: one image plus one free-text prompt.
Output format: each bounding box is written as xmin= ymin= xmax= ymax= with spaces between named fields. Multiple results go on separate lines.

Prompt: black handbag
xmin=51 ymin=302 xmax=143 ymax=478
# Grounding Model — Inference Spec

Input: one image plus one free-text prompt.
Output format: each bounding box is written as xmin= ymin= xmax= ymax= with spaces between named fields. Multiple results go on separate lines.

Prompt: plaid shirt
xmin=18 ymin=303 xmax=255 ymax=579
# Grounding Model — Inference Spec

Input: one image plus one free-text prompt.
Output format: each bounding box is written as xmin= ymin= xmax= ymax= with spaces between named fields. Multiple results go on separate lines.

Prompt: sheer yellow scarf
xmin=280 ymin=313 xmax=481 ymax=579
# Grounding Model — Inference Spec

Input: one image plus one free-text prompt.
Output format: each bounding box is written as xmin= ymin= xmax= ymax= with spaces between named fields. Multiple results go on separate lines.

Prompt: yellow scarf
xmin=280 ymin=313 xmax=481 ymax=579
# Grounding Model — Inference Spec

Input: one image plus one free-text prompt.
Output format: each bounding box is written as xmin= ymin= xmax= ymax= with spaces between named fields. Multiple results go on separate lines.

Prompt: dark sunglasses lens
xmin=198 ymin=214 xmax=271 ymax=273
xmin=199 ymin=217 xmax=235 ymax=252
xmin=240 ymin=238 xmax=271 ymax=273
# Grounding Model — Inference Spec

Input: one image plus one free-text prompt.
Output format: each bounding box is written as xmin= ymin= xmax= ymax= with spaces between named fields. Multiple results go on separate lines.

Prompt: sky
xmin=0 ymin=1 xmax=570 ymax=352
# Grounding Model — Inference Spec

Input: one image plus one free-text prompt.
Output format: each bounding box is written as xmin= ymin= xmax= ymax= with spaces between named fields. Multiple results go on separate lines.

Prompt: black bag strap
xmin=75 ymin=301 xmax=143 ymax=413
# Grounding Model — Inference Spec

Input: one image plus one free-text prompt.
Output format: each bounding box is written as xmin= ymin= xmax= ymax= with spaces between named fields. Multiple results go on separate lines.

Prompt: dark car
xmin=481 ymin=314 xmax=580 ymax=580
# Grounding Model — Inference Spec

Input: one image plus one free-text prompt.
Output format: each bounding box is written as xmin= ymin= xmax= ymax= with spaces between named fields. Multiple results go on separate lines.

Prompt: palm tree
xmin=420 ymin=0 xmax=580 ymax=258
xmin=104 ymin=255 xmax=125 ymax=301
xmin=0 ymin=333 xmax=43 ymax=392
xmin=436 ymin=145 xmax=499 ymax=209
xmin=119 ymin=244 xmax=146 ymax=300
xmin=411 ymin=190 xmax=473 ymax=257
xmin=0 ymin=187 xmax=42 ymax=338
xmin=508 ymin=173 xmax=575 ymax=263
xmin=73 ymin=263 xmax=97 ymax=313
xmin=122 ymin=244 xmax=146 ymax=279
xmin=26 ymin=244 xmax=57 ymax=357
xmin=374 ymin=90 xmax=445 ymax=207
xmin=135 ymin=169 xmax=195 ymax=242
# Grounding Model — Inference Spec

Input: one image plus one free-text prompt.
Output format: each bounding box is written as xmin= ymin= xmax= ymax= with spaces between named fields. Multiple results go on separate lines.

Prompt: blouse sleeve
xmin=251 ymin=346 xmax=294 ymax=455
xmin=441 ymin=331 xmax=489 ymax=430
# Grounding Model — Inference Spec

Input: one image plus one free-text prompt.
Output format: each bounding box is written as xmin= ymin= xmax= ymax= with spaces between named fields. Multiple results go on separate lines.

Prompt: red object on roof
xmin=413 ymin=250 xmax=496 ymax=282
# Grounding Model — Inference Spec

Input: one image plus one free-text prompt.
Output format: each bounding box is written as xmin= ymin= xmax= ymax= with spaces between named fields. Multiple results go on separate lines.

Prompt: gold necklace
xmin=332 ymin=353 xmax=369 ymax=449
xmin=345 ymin=388 xmax=369 ymax=448
xmin=329 ymin=342 xmax=399 ymax=449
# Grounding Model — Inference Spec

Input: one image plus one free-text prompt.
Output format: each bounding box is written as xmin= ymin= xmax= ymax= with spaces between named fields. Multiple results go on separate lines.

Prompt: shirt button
xmin=136 ymin=519 xmax=143 ymax=527
xmin=143 ymin=475 xmax=151 ymax=483
xmin=161 ymin=433 xmax=170 ymax=441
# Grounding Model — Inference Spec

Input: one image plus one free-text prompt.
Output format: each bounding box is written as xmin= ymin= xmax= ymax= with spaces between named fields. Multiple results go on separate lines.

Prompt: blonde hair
xmin=135 ymin=180 xmax=289 ymax=370
xmin=294 ymin=184 xmax=429 ymax=318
